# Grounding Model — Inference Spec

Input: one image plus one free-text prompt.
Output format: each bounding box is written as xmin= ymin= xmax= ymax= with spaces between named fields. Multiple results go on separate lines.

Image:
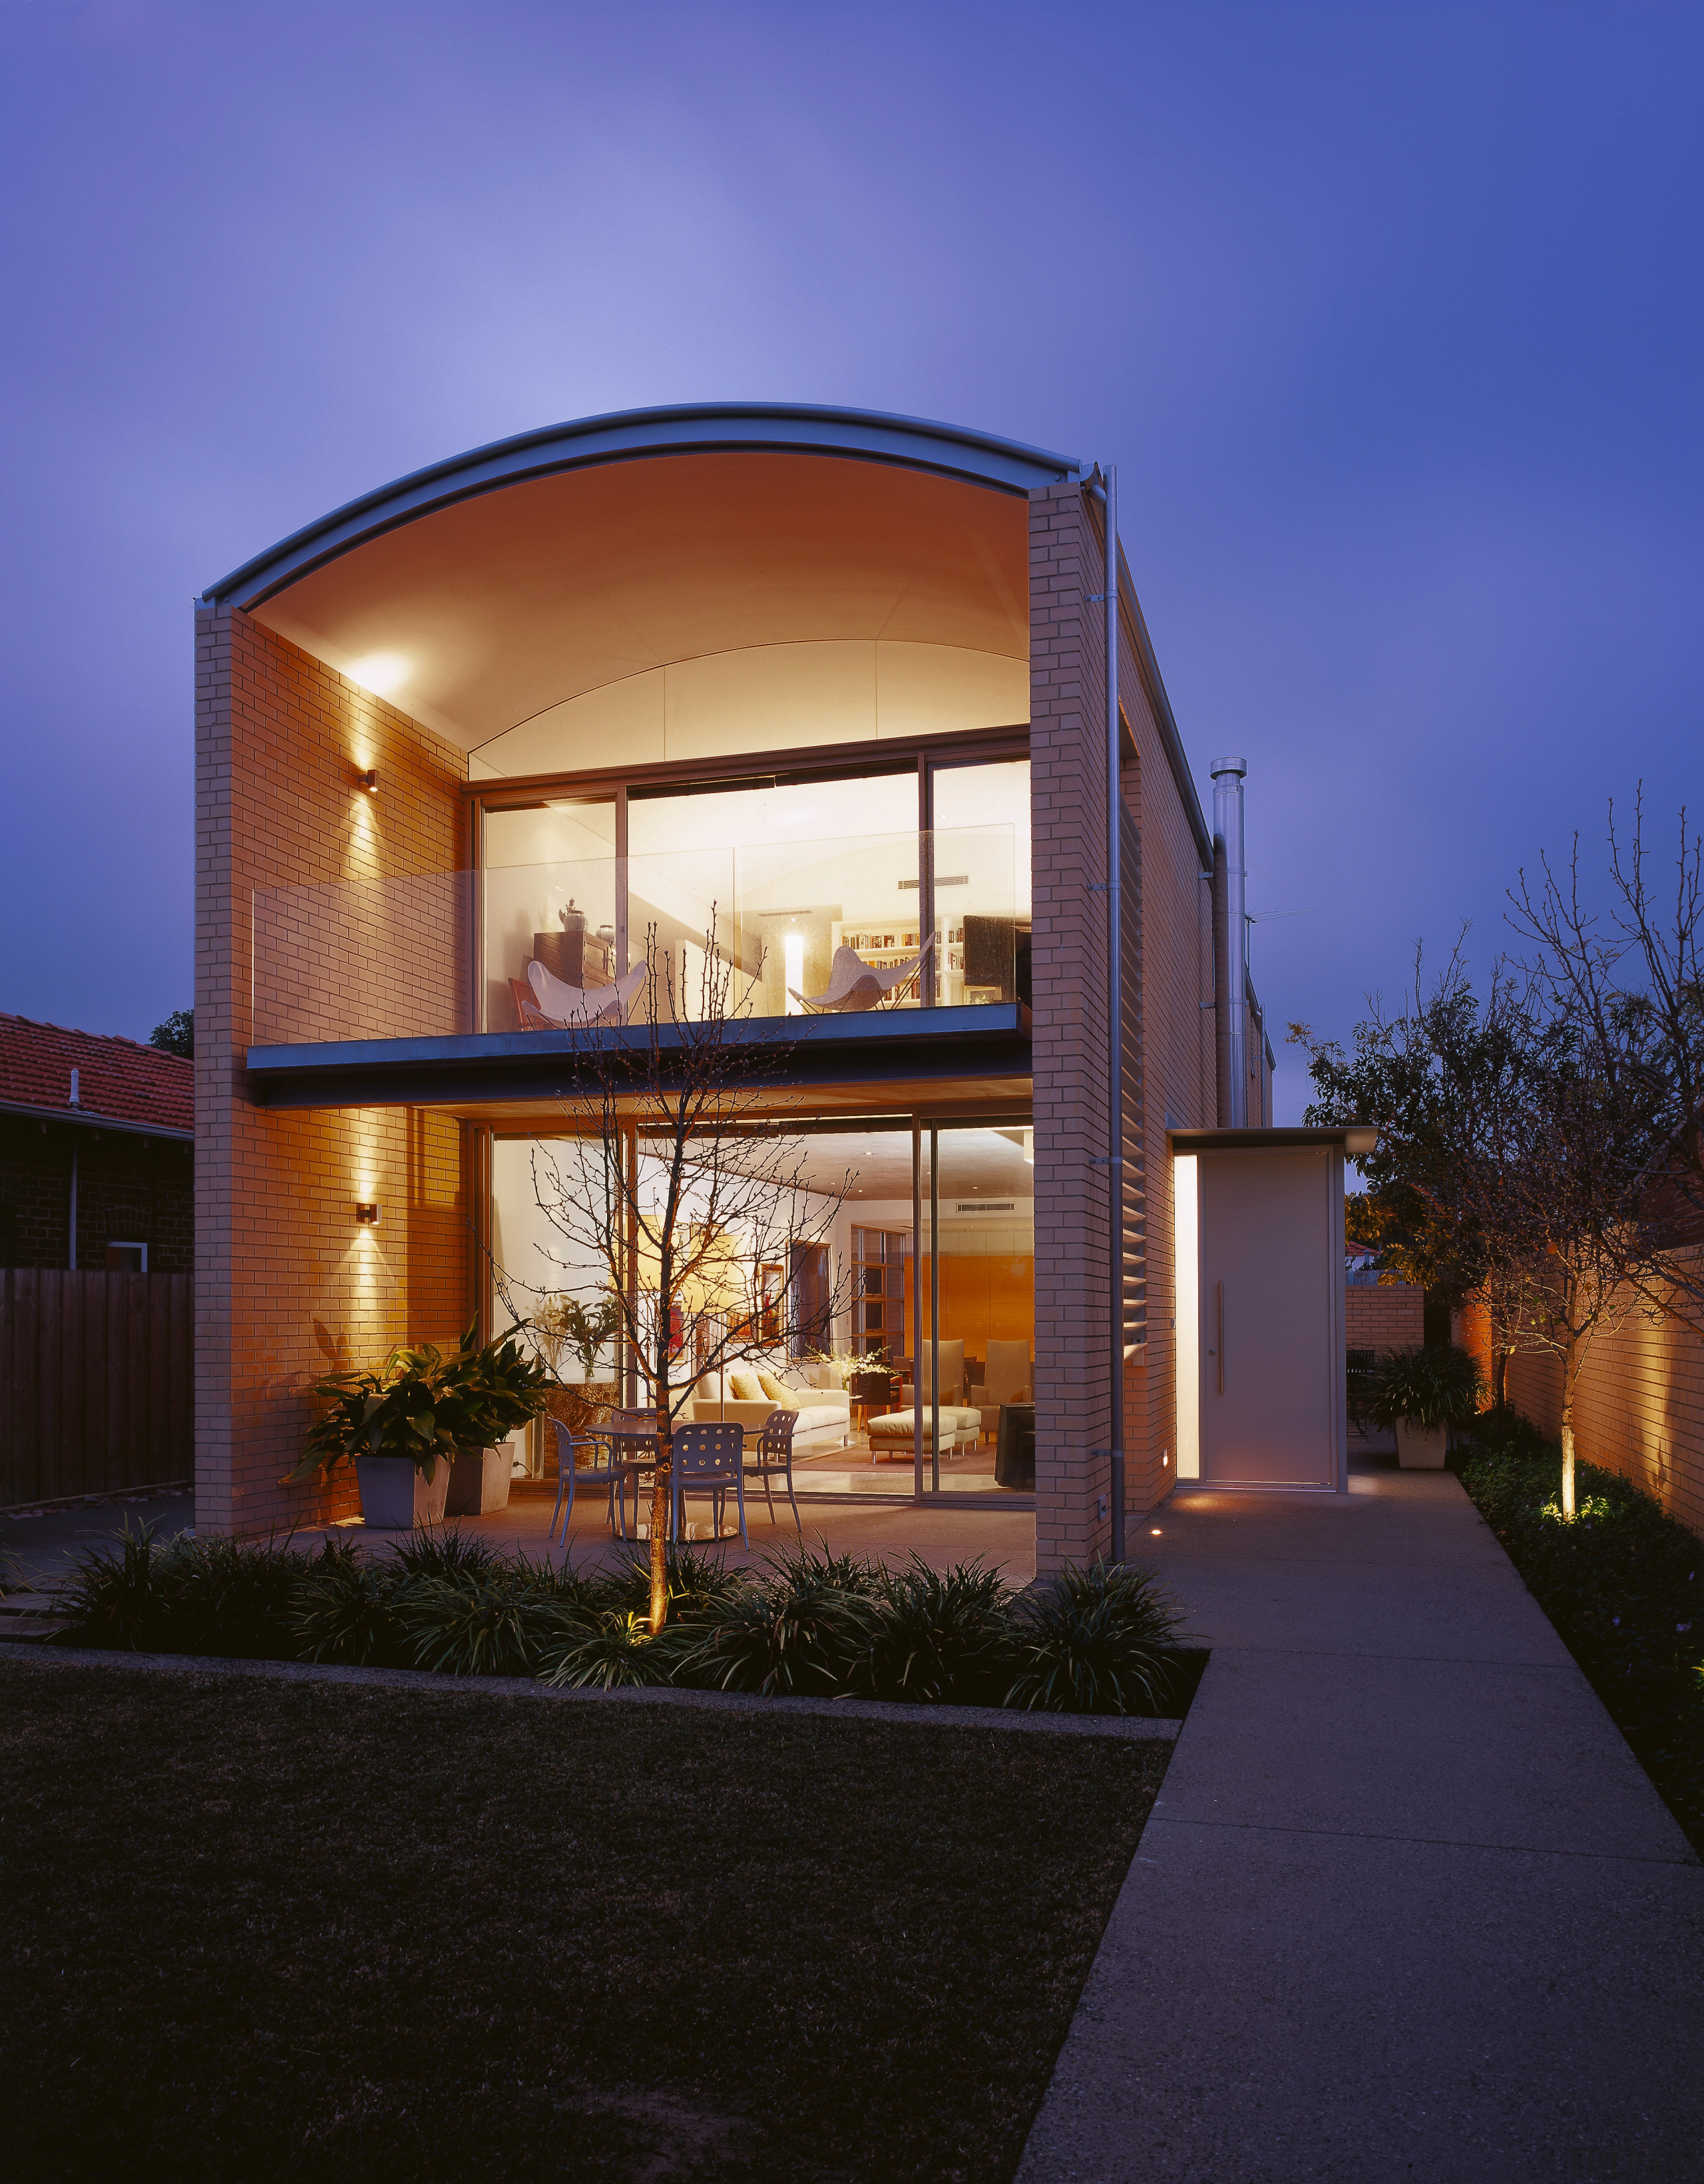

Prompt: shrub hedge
xmin=1456 ymin=1409 xmax=1704 ymax=1853
xmin=48 ymin=1525 xmax=1200 ymax=1718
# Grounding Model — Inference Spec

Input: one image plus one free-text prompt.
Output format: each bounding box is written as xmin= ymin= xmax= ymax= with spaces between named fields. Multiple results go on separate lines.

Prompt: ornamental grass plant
xmin=1006 ymin=1558 xmax=1193 ymax=1716
xmin=52 ymin=1527 xmax=1202 ymax=1718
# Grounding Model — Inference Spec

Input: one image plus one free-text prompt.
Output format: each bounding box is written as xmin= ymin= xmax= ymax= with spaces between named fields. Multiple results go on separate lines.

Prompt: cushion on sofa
xmin=756 ymin=1371 xmax=800 ymax=1410
xmin=728 ymin=1367 xmax=765 ymax=1402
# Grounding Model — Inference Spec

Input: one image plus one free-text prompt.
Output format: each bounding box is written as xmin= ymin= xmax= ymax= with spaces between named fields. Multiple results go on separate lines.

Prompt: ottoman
xmin=867 ymin=1407 xmax=981 ymax=1462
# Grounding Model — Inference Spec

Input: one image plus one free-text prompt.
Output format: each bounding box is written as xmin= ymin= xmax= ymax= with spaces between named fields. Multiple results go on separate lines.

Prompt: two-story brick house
xmin=192 ymin=403 xmax=1352 ymax=1568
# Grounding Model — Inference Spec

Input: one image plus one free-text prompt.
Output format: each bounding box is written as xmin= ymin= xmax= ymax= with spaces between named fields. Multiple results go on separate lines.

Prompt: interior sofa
xmin=690 ymin=1360 xmax=850 ymax=1454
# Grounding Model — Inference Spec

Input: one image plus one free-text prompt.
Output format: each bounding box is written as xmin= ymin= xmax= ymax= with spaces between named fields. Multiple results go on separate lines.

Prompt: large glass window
xmin=477 ymin=751 xmax=1028 ymax=1031
xmin=629 ymin=770 xmax=921 ymax=1019
xmin=482 ymin=799 xmax=618 ymax=1033
xmin=931 ymin=757 xmax=1031 ymax=1006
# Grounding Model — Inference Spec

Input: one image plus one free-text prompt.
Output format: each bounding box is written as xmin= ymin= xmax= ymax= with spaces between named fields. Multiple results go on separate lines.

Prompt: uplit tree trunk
xmin=1559 ymin=1317 xmax=1580 ymax=1518
xmin=650 ymin=1316 xmax=672 ymax=1632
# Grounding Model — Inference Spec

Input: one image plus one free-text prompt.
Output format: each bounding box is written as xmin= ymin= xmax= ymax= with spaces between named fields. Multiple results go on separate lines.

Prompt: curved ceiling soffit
xmin=201 ymin=403 xmax=1086 ymax=612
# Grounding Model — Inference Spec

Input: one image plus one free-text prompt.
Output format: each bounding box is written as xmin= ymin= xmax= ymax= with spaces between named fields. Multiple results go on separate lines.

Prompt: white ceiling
xmin=252 ymin=451 xmax=1031 ymax=755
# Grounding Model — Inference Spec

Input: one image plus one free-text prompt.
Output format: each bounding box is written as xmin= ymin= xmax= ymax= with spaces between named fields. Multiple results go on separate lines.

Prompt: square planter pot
xmin=355 ymin=1453 xmax=453 ymax=1529
xmin=446 ymin=1447 xmax=512 ymax=1517
xmin=1394 ymin=1421 xmax=1450 ymax=1469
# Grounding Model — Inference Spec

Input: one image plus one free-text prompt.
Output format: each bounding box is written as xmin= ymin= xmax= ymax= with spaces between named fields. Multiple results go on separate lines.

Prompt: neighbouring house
xmin=195 ymin=403 xmax=1363 ymax=1562
xmin=0 ymin=1014 xmax=193 ymax=1271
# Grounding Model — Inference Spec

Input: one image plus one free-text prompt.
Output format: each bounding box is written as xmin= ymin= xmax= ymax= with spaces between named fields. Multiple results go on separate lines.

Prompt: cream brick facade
xmin=194 ymin=606 xmax=471 ymax=1533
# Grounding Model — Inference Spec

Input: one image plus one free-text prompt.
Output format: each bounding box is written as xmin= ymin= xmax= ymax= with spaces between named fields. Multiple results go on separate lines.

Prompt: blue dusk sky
xmin=0 ymin=1 xmax=1698 ymax=1119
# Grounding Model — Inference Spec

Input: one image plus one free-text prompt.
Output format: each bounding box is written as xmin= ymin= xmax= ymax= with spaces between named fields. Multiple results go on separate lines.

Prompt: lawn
xmin=0 ymin=1658 xmax=1168 ymax=2184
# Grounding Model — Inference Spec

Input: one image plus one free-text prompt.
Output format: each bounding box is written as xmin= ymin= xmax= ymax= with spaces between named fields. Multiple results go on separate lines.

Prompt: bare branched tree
xmin=1295 ymin=942 xmax=1665 ymax=1506
xmin=503 ymin=920 xmax=853 ymax=1630
xmin=1454 ymin=1021 xmax=1663 ymax=1515
xmin=1506 ymin=793 xmax=1704 ymax=1338
xmin=1292 ymin=941 xmax=1556 ymax=1397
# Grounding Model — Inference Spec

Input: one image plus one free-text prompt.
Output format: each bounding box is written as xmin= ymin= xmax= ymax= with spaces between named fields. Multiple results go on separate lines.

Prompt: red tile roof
xmin=0 ymin=1014 xmax=192 ymax=1136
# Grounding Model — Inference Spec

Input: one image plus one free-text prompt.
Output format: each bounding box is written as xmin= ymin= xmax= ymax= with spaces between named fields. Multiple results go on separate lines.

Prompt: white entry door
xmin=1198 ymin=1148 xmax=1343 ymax=1489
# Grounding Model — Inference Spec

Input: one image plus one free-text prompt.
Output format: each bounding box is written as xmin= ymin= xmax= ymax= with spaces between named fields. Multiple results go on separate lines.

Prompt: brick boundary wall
xmin=1345 ymin=1282 xmax=1424 ymax=1354
xmin=195 ymin=605 xmax=471 ymax=1535
xmin=1500 ymin=1253 xmax=1704 ymax=1537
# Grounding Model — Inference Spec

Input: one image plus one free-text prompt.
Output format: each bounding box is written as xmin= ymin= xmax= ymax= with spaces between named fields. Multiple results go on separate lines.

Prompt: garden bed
xmin=37 ymin=1526 xmax=1200 ymax=1719
xmin=1456 ymin=1413 xmax=1704 ymax=1855
xmin=0 ymin=1654 xmax=1170 ymax=2184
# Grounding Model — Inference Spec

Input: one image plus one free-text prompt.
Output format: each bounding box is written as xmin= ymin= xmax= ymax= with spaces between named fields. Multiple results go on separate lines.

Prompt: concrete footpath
xmin=1017 ymin=1461 xmax=1704 ymax=2184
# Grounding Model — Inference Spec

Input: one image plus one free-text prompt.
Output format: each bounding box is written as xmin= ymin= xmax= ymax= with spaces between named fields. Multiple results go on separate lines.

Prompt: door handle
xmin=1215 ymin=1280 xmax=1224 ymax=1395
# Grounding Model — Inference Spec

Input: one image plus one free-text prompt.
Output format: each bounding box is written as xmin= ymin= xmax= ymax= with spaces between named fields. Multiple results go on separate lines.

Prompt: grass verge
xmin=1456 ymin=1418 xmax=1704 ymax=1856
xmin=0 ymin=1656 xmax=1168 ymax=2184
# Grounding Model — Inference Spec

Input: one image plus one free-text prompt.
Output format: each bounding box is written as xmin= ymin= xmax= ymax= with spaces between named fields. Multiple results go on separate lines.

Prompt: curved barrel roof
xmin=202 ymin=402 xmax=1084 ymax=610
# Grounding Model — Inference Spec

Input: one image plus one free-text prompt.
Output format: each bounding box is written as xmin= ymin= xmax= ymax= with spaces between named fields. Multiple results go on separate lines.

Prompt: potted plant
xmin=1366 ymin=1343 xmax=1483 ymax=1468
xmin=533 ymin=1289 xmax=624 ymax=1444
xmin=290 ymin=1321 xmax=550 ymax=1527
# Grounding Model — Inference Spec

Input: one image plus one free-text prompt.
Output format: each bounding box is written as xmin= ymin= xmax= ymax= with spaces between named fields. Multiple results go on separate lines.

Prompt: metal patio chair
xmin=670 ymin=1420 xmax=749 ymax=1547
xmin=548 ymin=1419 xmax=623 ymax=1543
xmin=743 ymin=1407 xmax=802 ymax=1533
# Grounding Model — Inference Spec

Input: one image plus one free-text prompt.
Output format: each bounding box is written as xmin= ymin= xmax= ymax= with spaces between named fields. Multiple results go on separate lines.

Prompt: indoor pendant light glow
xmin=344 ymin=651 xmax=411 ymax=697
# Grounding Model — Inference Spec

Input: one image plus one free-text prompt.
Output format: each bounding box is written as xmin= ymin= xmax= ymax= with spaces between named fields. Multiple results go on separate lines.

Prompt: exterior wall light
xmin=355 ymin=1202 xmax=381 ymax=1225
xmin=359 ymin=769 xmax=378 ymax=793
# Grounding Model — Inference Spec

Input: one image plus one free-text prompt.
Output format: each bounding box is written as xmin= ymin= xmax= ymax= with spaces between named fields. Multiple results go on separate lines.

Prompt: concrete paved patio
xmin=1017 ymin=1456 xmax=1704 ymax=2184
xmin=1 ymin=1484 xmax=1035 ymax=1588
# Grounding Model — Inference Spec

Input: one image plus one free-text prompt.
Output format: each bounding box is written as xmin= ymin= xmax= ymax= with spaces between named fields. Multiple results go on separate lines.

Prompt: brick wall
xmin=1029 ymin=482 xmax=1115 ymax=1571
xmin=1028 ymin=485 xmax=1218 ymax=1568
xmin=0 ymin=1119 xmax=192 ymax=1272
xmin=1345 ymin=1282 xmax=1424 ymax=1354
xmin=1503 ymin=1257 xmax=1704 ymax=1537
xmin=195 ymin=605 xmax=471 ymax=1534
xmin=1117 ymin=584 xmax=1217 ymax=1522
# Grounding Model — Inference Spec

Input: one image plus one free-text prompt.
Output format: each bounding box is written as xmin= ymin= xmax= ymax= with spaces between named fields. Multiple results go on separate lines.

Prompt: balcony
xmin=246 ymin=826 xmax=1031 ymax=1108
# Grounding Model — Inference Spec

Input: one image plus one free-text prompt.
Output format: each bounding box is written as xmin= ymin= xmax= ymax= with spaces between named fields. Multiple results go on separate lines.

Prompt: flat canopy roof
xmin=1169 ymin=1126 xmax=1379 ymax=1155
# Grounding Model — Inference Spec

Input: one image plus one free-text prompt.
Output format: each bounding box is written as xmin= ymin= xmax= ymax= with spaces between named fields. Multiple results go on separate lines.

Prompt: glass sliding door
xmin=917 ymin=1123 xmax=1036 ymax=1494
xmin=487 ymin=1114 xmax=1034 ymax=1510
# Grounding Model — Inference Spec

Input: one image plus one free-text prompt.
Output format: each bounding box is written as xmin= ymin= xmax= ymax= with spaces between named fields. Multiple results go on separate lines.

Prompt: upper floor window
xmin=479 ymin=749 xmax=1028 ymax=1031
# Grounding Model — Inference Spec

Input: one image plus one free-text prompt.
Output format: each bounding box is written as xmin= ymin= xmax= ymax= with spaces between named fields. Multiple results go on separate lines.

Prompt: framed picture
xmin=757 ymin=1261 xmax=784 ymax=1346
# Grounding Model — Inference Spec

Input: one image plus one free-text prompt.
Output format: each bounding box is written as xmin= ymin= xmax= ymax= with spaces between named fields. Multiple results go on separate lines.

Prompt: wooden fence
xmin=0 ymin=1270 xmax=192 ymax=1507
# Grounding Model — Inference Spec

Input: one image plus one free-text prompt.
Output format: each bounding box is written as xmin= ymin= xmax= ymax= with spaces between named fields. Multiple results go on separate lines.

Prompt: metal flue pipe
xmin=1211 ymin=756 xmax=1248 ymax=1127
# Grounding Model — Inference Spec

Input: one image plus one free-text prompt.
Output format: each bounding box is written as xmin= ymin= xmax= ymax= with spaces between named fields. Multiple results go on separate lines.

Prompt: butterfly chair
xmin=670 ymin=1421 xmax=748 ymax=1547
xmin=743 ymin=1407 xmax=802 ymax=1533
xmin=527 ymin=958 xmax=647 ymax=1028
xmin=789 ymin=932 xmax=935 ymax=1014
xmin=547 ymin=1419 xmax=624 ymax=1543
